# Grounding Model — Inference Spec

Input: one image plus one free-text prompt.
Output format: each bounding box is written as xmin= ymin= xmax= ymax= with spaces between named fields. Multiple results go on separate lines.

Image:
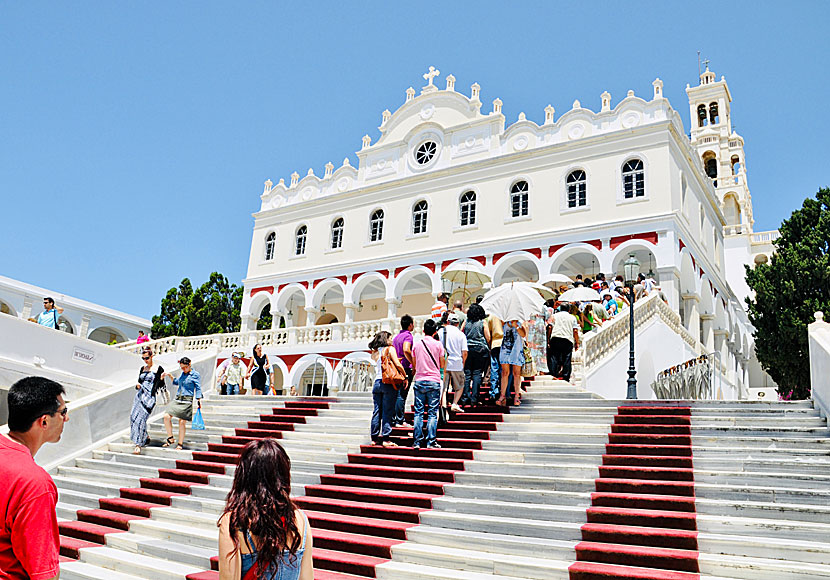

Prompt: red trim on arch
xmin=425 ymin=263 xmax=436 ymax=274
xmin=394 ymin=267 xmax=407 ymax=277
xmin=527 ymin=248 xmax=542 ymax=259
xmin=679 ymin=239 xmax=686 ymax=251
xmin=549 ymin=244 xmax=565 ymax=257
xmin=249 ymin=286 xmax=274 ymax=297
xmin=493 ymin=248 xmax=542 ymax=264
xmin=609 ymin=232 xmax=658 ymax=250
xmin=336 ymin=275 xmax=348 ymax=286
xmin=282 ymin=351 xmax=356 ymax=370
xmin=471 ymin=255 xmax=486 ymax=267
xmin=441 ymin=260 xmax=453 ymax=272
xmin=582 ymin=239 xmax=603 ymax=251
xmin=492 ymin=252 xmax=508 ymax=264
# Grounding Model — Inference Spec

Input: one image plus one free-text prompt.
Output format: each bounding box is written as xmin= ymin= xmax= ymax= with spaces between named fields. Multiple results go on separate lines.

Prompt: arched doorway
xmin=88 ymin=326 xmax=128 ymax=345
xmin=350 ymin=273 xmax=388 ymax=322
xmin=394 ymin=267 xmax=435 ymax=317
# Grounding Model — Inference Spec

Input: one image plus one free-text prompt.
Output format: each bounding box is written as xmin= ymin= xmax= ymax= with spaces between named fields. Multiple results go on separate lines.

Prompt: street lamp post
xmin=623 ymin=254 xmax=641 ymax=399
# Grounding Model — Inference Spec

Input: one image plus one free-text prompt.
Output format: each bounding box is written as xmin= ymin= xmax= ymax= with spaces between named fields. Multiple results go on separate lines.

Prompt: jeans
xmin=548 ymin=337 xmax=574 ymax=381
xmin=394 ymin=369 xmax=414 ymax=425
xmin=412 ymin=380 xmax=441 ymax=448
xmin=489 ymin=348 xmax=513 ymax=399
xmin=226 ymin=383 xmax=240 ymax=395
xmin=371 ymin=379 xmax=397 ymax=443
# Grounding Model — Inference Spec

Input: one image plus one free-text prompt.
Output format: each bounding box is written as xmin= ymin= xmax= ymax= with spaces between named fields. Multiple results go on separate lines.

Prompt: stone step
xmin=389 ymin=541 xmax=571 ymax=580
xmin=376 ymin=560 xmax=533 ymax=580
xmin=104 ymin=531 xmax=215 ymax=569
xmin=60 ymin=561 xmax=147 ymax=580
xmin=78 ymin=545 xmax=203 ymax=580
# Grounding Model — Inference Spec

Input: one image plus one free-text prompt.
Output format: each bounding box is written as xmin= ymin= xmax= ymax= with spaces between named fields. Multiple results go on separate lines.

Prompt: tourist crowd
xmin=367 ymin=271 xmax=665 ymax=449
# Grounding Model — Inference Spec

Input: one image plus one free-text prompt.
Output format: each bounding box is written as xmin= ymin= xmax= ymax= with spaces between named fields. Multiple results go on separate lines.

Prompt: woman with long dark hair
xmin=245 ymin=344 xmax=274 ymax=396
xmin=218 ymin=438 xmax=313 ymax=580
xmin=368 ymin=331 xmax=405 ymax=447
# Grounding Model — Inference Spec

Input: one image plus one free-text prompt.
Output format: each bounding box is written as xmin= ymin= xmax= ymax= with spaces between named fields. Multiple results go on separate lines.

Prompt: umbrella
xmin=442 ymin=261 xmax=491 ymax=304
xmin=558 ymin=286 xmax=602 ymax=302
xmin=540 ymin=273 xmax=573 ymax=289
xmin=526 ymin=282 xmax=557 ymax=300
xmin=480 ymin=282 xmax=545 ymax=322
xmin=441 ymin=261 xmax=491 ymax=288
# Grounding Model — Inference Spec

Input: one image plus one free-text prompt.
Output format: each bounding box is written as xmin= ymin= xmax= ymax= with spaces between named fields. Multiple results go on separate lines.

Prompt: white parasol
xmin=526 ymin=282 xmax=558 ymax=300
xmin=558 ymin=286 xmax=602 ymax=302
xmin=540 ymin=273 xmax=573 ymax=289
xmin=480 ymin=282 xmax=545 ymax=322
xmin=442 ymin=261 xmax=491 ymax=304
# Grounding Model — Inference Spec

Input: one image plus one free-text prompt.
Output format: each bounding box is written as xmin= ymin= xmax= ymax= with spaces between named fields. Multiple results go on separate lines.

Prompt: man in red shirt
xmin=0 ymin=376 xmax=68 ymax=580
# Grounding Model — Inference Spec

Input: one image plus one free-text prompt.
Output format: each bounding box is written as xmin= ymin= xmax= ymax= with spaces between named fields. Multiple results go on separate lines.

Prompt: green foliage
xmin=152 ymin=273 xmax=243 ymax=338
xmin=256 ymin=303 xmax=272 ymax=331
xmin=745 ymin=188 xmax=830 ymax=399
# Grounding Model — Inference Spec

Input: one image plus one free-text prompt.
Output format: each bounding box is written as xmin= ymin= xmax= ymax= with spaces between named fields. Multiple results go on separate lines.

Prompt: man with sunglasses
xmin=34 ymin=297 xmax=64 ymax=330
xmin=0 ymin=376 xmax=68 ymax=580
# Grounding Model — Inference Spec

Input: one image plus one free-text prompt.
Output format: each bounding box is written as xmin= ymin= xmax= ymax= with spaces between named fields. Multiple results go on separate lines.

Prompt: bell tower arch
xmin=686 ymin=63 xmax=753 ymax=234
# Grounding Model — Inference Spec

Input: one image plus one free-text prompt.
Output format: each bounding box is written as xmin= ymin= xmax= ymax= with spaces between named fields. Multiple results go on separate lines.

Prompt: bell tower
xmin=686 ymin=63 xmax=753 ymax=234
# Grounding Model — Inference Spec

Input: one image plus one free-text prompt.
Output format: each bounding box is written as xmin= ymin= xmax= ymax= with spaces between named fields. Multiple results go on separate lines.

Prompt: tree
xmin=152 ymin=273 xmax=243 ymax=338
xmin=745 ymin=188 xmax=830 ymax=399
xmin=256 ymin=304 xmax=273 ymax=331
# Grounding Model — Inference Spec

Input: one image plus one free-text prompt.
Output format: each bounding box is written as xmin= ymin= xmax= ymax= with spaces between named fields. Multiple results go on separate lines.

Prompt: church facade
xmin=239 ymin=66 xmax=774 ymax=395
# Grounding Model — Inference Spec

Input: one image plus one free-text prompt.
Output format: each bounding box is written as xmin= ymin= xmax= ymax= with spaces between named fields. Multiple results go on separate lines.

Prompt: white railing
xmin=809 ymin=312 xmax=830 ymax=424
xmin=751 ymin=230 xmax=781 ymax=245
xmin=117 ymin=314 xmax=433 ymax=353
xmin=578 ymin=292 xmax=716 ymax=374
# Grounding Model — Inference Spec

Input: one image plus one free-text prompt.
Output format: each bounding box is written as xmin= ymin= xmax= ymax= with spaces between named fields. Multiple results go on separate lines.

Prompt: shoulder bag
xmin=381 ymin=347 xmax=406 ymax=389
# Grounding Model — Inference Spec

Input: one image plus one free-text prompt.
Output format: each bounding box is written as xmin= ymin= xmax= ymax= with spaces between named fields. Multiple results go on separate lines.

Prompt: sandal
xmin=513 ymin=398 xmax=522 ymax=407
xmin=175 ymin=443 xmax=184 ymax=450
xmin=132 ymin=445 xmax=142 ymax=455
xmin=495 ymin=398 xmax=508 ymax=407
xmin=162 ymin=436 xmax=175 ymax=448
xmin=382 ymin=441 xmax=399 ymax=448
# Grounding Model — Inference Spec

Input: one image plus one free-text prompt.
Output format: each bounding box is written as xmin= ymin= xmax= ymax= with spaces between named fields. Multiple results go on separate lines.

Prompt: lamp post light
xmin=623 ymin=254 xmax=641 ymax=399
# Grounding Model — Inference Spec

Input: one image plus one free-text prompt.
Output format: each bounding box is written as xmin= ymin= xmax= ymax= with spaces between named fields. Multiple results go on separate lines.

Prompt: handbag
xmin=521 ymin=344 xmax=536 ymax=378
xmin=157 ymin=382 xmax=171 ymax=405
xmin=192 ymin=407 xmax=205 ymax=430
xmin=381 ymin=347 xmax=406 ymax=389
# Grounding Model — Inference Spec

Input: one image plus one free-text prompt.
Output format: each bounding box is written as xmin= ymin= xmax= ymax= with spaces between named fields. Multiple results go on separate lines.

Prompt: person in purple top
xmin=392 ymin=315 xmax=415 ymax=427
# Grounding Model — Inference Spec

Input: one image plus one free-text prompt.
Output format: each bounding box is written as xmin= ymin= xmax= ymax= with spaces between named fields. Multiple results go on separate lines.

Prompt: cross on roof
xmin=423 ymin=66 xmax=440 ymax=86
xmin=702 ymin=58 xmax=710 ymax=71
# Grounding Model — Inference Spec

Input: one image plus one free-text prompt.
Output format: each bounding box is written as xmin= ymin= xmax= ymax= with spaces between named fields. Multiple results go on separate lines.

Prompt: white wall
xmin=809 ymin=313 xmax=830 ymax=424
xmin=0 ymin=314 xmax=142 ymax=402
xmin=585 ymin=316 xmax=701 ymax=400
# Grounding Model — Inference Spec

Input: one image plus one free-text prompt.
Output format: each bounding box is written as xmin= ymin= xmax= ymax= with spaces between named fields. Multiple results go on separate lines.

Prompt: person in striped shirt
xmin=431 ymin=293 xmax=449 ymax=322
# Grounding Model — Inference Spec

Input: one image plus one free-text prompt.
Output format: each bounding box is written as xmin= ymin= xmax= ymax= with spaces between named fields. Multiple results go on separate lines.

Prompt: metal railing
xmin=651 ymin=352 xmax=720 ymax=400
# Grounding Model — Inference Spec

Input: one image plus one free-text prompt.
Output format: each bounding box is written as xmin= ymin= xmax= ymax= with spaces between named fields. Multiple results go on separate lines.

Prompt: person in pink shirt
xmin=136 ymin=330 xmax=150 ymax=344
xmin=410 ymin=319 xmax=445 ymax=449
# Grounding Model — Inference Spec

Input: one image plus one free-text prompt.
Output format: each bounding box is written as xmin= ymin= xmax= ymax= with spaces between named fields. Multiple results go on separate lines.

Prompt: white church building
xmin=233 ymin=66 xmax=775 ymax=398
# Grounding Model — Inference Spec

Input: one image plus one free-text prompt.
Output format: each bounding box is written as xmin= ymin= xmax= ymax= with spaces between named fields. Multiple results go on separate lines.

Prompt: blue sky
xmin=1 ymin=2 xmax=828 ymax=320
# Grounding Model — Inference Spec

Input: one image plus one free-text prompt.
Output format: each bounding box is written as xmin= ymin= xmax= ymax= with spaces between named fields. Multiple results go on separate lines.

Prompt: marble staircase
xmin=53 ymin=377 xmax=830 ymax=580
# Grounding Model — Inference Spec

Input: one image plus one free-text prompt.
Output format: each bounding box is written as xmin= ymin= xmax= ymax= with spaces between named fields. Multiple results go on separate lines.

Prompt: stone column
xmin=271 ymin=311 xmax=285 ymax=330
xmin=21 ymin=296 xmax=33 ymax=320
xmin=241 ymin=314 xmax=256 ymax=332
xmin=343 ymin=303 xmax=357 ymax=342
xmin=386 ymin=298 xmax=401 ymax=320
xmin=79 ymin=315 xmax=91 ymax=339
xmin=700 ymin=314 xmax=715 ymax=352
xmin=682 ymin=294 xmax=700 ymax=343
xmin=305 ymin=306 xmax=319 ymax=327
xmin=655 ymin=267 xmax=680 ymax=312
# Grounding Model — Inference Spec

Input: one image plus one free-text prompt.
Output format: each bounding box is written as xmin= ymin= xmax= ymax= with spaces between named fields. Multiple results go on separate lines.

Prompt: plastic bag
xmin=192 ymin=408 xmax=205 ymax=430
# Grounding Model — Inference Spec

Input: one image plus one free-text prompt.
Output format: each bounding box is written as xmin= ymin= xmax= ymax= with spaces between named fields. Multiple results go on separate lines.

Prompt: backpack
xmin=381 ymin=347 xmax=406 ymax=389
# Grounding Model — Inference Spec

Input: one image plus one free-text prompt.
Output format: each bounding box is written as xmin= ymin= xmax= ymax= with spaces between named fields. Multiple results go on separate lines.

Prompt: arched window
xmin=697 ymin=104 xmax=708 ymax=127
xmin=459 ymin=191 xmax=476 ymax=226
xmin=412 ymin=200 xmax=428 ymax=234
xmin=370 ymin=209 xmax=384 ymax=242
xmin=330 ymin=218 xmax=344 ymax=250
xmin=566 ymin=170 xmax=587 ymax=208
xmin=295 ymin=225 xmax=307 ymax=256
xmin=709 ymin=102 xmax=719 ymax=125
xmin=622 ymin=159 xmax=645 ymax=198
xmin=510 ymin=180 xmax=529 ymax=217
xmin=264 ymin=232 xmax=276 ymax=261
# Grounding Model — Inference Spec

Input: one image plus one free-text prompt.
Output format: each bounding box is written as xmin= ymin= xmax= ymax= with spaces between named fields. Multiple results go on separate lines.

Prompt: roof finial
xmin=470 ymin=83 xmax=481 ymax=102
xmin=324 ymin=162 xmax=334 ymax=178
xmin=544 ymin=104 xmax=555 ymax=125
xmin=361 ymin=135 xmax=372 ymax=150
xmin=405 ymin=87 xmax=415 ymax=102
xmin=492 ymin=98 xmax=502 ymax=114
xmin=290 ymin=172 xmax=299 ymax=188
xmin=445 ymin=74 xmax=456 ymax=92
xmin=423 ymin=66 xmax=440 ymax=87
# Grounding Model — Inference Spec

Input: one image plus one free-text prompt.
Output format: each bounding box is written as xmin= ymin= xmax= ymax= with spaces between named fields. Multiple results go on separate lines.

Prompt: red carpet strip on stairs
xmin=187 ymin=379 xmax=523 ymax=579
xmin=57 ymin=399 xmax=334 ymax=576
xmin=569 ymin=404 xmax=699 ymax=580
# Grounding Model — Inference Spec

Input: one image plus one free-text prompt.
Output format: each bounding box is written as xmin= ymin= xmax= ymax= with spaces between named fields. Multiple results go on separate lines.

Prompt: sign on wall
xmin=72 ymin=346 xmax=96 ymax=365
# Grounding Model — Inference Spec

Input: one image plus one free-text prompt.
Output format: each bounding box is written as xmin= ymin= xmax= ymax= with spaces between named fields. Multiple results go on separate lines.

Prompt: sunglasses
xmin=54 ymin=407 xmax=68 ymax=417
xmin=142 ymin=356 xmax=150 ymax=360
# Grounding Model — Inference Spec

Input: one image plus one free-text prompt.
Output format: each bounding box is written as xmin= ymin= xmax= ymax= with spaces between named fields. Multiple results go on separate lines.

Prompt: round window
xmin=414 ymin=141 xmax=438 ymax=165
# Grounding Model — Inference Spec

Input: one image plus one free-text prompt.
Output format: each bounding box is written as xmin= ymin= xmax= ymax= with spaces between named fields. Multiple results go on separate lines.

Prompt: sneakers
xmin=427 ymin=443 xmax=442 ymax=449
xmin=450 ymin=404 xmax=464 ymax=413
